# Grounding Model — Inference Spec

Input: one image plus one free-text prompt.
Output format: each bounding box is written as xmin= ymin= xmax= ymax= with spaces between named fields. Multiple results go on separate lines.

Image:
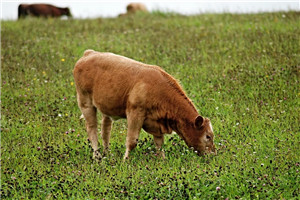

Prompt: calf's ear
xmin=195 ymin=116 xmax=204 ymax=129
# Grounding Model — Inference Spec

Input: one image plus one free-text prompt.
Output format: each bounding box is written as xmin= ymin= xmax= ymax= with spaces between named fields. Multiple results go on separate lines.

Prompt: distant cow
xmin=73 ymin=50 xmax=216 ymax=160
xmin=119 ymin=3 xmax=148 ymax=17
xmin=18 ymin=4 xmax=72 ymax=19
xmin=127 ymin=3 xmax=148 ymax=13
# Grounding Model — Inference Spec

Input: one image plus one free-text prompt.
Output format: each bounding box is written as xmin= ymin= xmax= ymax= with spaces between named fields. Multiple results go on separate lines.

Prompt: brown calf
xmin=18 ymin=4 xmax=72 ymax=19
xmin=73 ymin=50 xmax=216 ymax=160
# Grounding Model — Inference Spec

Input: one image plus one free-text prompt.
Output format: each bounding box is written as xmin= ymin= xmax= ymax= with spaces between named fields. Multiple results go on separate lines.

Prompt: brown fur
xmin=119 ymin=3 xmax=148 ymax=17
xmin=18 ymin=4 xmax=72 ymax=19
xmin=73 ymin=50 xmax=215 ymax=160
xmin=127 ymin=3 xmax=148 ymax=13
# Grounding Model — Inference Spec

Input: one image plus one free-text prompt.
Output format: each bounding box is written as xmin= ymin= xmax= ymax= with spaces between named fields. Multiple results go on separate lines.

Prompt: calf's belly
xmin=93 ymin=98 xmax=127 ymax=119
xmin=91 ymin=87 xmax=128 ymax=119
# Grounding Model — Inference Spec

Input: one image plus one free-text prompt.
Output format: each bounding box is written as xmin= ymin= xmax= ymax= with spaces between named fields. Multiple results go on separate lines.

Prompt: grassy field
xmin=1 ymin=11 xmax=299 ymax=199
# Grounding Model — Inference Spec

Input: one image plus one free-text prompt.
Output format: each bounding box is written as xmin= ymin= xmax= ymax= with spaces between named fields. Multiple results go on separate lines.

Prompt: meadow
xmin=1 ymin=11 xmax=299 ymax=199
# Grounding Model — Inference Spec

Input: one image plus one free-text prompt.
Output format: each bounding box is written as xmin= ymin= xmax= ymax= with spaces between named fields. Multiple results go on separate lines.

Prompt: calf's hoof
xmin=123 ymin=155 xmax=130 ymax=162
xmin=93 ymin=150 xmax=102 ymax=160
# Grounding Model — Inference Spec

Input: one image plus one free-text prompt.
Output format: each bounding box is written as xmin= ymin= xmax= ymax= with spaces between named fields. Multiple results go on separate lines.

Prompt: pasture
xmin=1 ymin=11 xmax=299 ymax=199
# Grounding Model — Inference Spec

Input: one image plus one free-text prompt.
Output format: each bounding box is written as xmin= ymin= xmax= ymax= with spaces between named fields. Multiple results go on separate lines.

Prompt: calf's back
xmin=73 ymin=50 xmax=181 ymax=119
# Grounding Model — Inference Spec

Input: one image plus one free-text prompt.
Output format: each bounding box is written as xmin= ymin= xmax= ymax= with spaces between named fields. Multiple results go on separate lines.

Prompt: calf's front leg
xmin=124 ymin=110 xmax=145 ymax=160
xmin=153 ymin=135 xmax=165 ymax=159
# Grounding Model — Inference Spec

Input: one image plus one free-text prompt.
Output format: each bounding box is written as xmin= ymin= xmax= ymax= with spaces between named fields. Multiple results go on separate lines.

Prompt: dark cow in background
xmin=18 ymin=4 xmax=72 ymax=19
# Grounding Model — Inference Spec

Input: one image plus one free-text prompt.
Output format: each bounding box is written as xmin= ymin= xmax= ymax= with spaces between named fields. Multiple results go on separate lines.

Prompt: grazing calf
xmin=73 ymin=50 xmax=216 ymax=160
xmin=18 ymin=4 xmax=72 ymax=19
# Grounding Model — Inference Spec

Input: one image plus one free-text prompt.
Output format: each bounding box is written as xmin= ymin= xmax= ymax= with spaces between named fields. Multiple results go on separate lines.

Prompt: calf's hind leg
xmin=101 ymin=115 xmax=112 ymax=153
xmin=77 ymin=93 xmax=101 ymax=159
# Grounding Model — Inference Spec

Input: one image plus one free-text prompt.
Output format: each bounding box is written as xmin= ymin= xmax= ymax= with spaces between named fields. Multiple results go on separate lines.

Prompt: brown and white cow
xmin=18 ymin=4 xmax=72 ymax=19
xmin=73 ymin=50 xmax=216 ymax=160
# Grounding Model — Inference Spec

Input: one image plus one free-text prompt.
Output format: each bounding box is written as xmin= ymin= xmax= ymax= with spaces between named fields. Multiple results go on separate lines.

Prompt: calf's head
xmin=182 ymin=116 xmax=216 ymax=155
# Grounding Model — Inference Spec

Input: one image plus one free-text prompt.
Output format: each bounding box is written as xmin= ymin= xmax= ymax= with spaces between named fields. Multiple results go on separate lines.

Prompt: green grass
xmin=1 ymin=11 xmax=299 ymax=199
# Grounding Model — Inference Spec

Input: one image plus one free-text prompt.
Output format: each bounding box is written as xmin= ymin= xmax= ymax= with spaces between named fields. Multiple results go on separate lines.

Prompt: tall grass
xmin=1 ymin=11 xmax=299 ymax=199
